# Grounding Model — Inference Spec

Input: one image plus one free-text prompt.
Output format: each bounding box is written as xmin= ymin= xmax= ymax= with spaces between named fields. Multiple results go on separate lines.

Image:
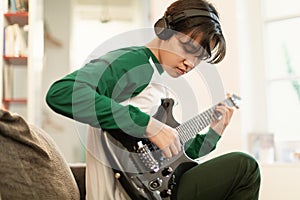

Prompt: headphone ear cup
xmin=154 ymin=18 xmax=174 ymax=40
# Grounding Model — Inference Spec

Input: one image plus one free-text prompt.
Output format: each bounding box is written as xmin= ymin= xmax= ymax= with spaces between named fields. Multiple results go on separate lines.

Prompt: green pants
xmin=176 ymin=152 xmax=261 ymax=200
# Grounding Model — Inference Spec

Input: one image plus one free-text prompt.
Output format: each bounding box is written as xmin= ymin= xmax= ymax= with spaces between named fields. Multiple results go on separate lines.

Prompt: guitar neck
xmin=175 ymin=97 xmax=234 ymax=143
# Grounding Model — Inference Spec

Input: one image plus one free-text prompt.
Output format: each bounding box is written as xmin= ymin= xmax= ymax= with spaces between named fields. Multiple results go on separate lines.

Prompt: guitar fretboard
xmin=175 ymin=98 xmax=234 ymax=143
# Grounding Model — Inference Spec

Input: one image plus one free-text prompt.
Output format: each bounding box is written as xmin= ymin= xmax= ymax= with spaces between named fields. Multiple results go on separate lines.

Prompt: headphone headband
xmin=154 ymin=8 xmax=220 ymax=40
xmin=168 ymin=9 xmax=220 ymax=25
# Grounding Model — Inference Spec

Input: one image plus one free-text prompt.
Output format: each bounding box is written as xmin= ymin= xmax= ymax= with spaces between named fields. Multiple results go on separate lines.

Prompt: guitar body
xmin=101 ymin=98 xmax=198 ymax=200
xmin=100 ymin=94 xmax=241 ymax=199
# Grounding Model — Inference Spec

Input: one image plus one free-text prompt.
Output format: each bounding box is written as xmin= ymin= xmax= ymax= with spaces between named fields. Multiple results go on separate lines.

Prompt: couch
xmin=0 ymin=109 xmax=86 ymax=200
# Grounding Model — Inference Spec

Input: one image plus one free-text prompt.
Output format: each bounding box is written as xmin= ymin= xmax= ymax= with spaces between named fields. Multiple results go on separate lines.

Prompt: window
xmin=263 ymin=0 xmax=300 ymax=162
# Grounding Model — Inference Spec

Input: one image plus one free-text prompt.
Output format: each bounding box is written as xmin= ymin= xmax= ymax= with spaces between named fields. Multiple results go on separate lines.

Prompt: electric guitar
xmin=100 ymin=94 xmax=241 ymax=200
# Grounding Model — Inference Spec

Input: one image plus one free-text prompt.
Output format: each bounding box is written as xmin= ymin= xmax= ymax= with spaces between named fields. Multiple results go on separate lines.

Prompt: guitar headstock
xmin=226 ymin=93 xmax=242 ymax=109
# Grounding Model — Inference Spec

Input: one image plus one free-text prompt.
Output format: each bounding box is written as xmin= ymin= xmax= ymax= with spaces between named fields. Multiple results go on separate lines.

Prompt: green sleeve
xmin=184 ymin=128 xmax=221 ymax=159
xmin=46 ymin=53 xmax=153 ymax=137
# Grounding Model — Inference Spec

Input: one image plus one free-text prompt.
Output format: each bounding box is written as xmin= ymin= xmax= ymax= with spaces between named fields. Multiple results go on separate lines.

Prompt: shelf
xmin=2 ymin=98 xmax=27 ymax=104
xmin=260 ymin=162 xmax=300 ymax=168
xmin=2 ymin=98 xmax=27 ymax=110
xmin=4 ymin=12 xmax=28 ymax=26
xmin=3 ymin=56 xmax=28 ymax=65
xmin=1 ymin=0 xmax=44 ymax=125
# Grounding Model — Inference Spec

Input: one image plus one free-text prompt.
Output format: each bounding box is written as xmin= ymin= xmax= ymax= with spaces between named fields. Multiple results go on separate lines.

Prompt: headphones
xmin=154 ymin=9 xmax=220 ymax=40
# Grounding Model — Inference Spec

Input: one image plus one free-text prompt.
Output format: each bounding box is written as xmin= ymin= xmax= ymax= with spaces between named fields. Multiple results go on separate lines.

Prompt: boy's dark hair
xmin=163 ymin=0 xmax=226 ymax=64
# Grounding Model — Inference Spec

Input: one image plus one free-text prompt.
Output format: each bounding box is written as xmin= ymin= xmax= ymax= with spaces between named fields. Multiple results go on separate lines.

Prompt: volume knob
xmin=162 ymin=167 xmax=173 ymax=177
xmin=160 ymin=189 xmax=172 ymax=198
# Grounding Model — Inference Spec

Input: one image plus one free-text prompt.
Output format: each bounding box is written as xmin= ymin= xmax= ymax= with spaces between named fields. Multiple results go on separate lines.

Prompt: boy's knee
xmin=230 ymin=152 xmax=261 ymax=179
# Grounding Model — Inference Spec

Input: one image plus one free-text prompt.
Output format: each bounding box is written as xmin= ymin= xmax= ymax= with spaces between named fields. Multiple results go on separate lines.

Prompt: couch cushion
xmin=70 ymin=163 xmax=86 ymax=200
xmin=0 ymin=109 xmax=80 ymax=200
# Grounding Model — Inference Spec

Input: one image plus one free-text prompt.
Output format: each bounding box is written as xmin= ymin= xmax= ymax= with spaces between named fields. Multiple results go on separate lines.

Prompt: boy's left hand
xmin=210 ymin=103 xmax=234 ymax=136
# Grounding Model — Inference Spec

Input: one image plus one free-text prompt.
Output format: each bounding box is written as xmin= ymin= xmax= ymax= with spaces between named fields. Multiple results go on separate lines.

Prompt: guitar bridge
xmin=137 ymin=141 xmax=160 ymax=172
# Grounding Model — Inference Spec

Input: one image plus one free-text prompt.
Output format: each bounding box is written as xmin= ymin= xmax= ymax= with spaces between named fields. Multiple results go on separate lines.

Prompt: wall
xmin=42 ymin=0 xmax=85 ymax=162
xmin=71 ymin=0 xmax=150 ymax=70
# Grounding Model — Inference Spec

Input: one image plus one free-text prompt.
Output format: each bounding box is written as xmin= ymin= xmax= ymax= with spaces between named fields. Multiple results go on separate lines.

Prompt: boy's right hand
xmin=146 ymin=117 xmax=181 ymax=158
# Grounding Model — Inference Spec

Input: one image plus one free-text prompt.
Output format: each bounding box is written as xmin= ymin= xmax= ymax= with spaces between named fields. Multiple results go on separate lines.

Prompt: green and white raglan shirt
xmin=46 ymin=46 xmax=221 ymax=159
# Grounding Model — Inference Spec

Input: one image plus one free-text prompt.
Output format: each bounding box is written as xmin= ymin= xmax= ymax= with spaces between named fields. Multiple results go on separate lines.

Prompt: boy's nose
xmin=183 ymin=59 xmax=195 ymax=71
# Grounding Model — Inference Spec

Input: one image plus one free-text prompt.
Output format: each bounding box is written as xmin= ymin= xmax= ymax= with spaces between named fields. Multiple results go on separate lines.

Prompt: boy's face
xmin=159 ymin=32 xmax=209 ymax=78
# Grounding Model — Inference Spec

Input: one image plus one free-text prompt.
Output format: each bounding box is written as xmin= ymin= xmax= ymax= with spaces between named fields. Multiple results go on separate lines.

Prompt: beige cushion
xmin=0 ymin=109 xmax=80 ymax=200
